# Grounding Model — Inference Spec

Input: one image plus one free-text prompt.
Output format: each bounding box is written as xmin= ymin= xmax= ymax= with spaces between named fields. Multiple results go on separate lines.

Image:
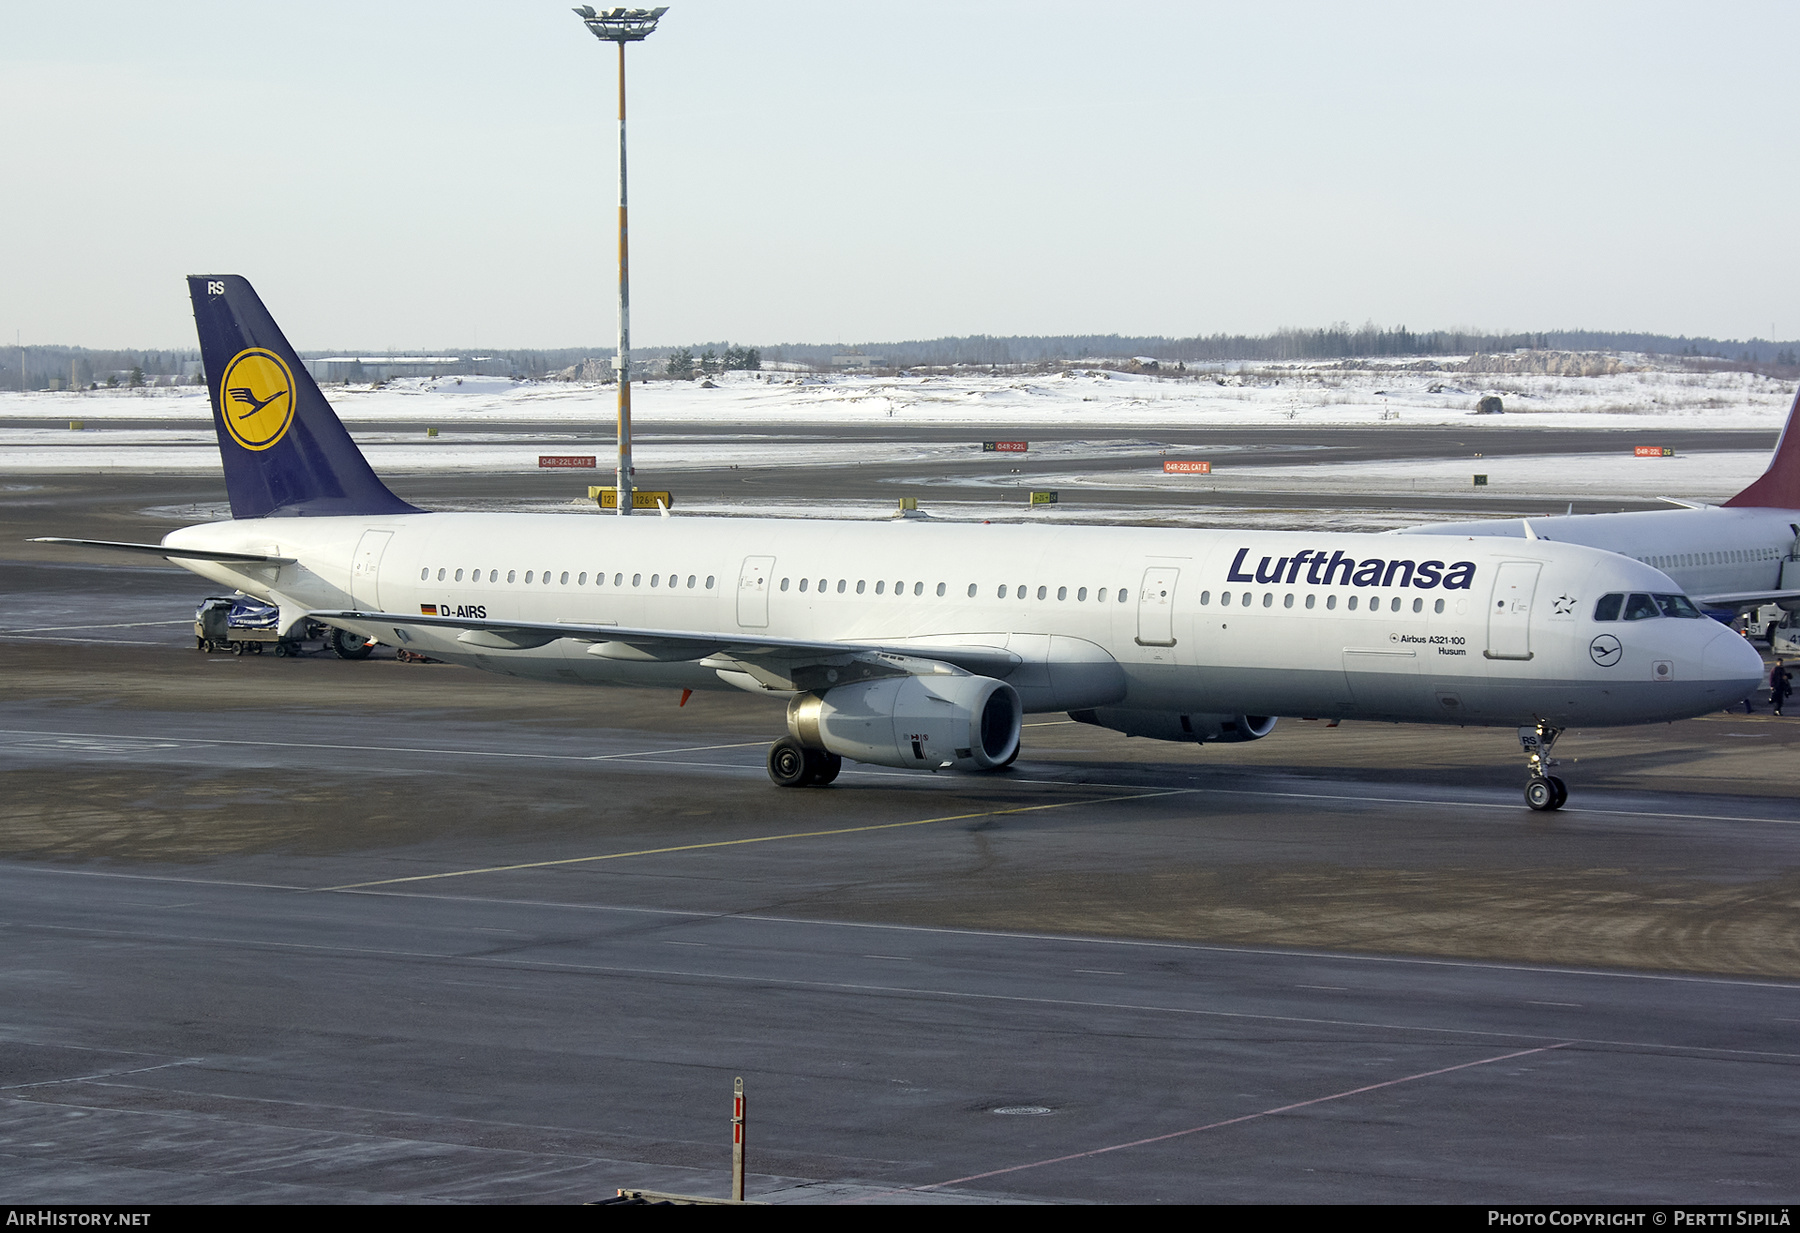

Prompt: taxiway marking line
xmin=0 ymin=636 xmax=172 ymax=646
xmin=914 ymin=1042 xmax=1574 ymax=1193
xmin=0 ymin=620 xmax=190 ymax=633
xmin=0 ymin=727 xmax=768 ymax=763
xmin=314 ymin=789 xmax=1189 ymax=891
xmin=12 ymin=915 xmax=1800 ymax=1062
xmin=13 ymin=862 xmax=1800 ymax=993
xmin=0 ymin=1057 xmax=202 ymax=1093
xmin=1 ymin=727 xmax=1796 ymax=826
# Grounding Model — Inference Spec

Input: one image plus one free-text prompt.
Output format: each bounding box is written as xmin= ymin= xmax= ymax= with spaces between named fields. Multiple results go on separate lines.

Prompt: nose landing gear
xmin=1520 ymin=721 xmax=1567 ymax=811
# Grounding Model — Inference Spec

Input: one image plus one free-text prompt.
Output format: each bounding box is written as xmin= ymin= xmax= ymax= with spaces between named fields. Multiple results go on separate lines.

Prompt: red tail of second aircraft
xmin=1724 ymin=383 xmax=1800 ymax=508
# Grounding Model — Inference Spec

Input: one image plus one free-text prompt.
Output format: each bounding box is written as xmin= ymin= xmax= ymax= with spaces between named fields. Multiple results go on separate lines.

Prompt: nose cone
xmin=1704 ymin=626 xmax=1768 ymax=698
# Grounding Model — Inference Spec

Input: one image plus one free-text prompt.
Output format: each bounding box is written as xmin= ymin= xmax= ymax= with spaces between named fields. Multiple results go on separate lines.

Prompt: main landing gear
xmin=767 ymin=736 xmax=842 ymax=788
xmin=1519 ymin=720 xmax=1567 ymax=812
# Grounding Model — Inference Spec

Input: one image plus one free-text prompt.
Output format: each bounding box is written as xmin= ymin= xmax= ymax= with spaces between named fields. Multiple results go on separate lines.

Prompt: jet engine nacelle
xmin=789 ymin=674 xmax=1022 ymax=771
xmin=1069 ymin=708 xmax=1277 ymax=744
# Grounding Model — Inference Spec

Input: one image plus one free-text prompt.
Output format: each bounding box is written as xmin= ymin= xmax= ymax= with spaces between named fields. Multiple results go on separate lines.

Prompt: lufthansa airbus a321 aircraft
xmin=36 ymin=277 xmax=1767 ymax=810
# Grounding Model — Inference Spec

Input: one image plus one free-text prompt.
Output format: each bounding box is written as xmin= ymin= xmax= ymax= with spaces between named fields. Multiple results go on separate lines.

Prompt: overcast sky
xmin=5 ymin=2 xmax=1798 ymax=350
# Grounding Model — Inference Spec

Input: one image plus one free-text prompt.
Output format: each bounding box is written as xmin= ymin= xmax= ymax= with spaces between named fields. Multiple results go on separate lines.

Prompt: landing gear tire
xmin=1525 ymin=776 xmax=1564 ymax=812
xmin=768 ymin=737 xmax=815 ymax=788
xmin=330 ymin=628 xmax=374 ymax=660
xmin=812 ymin=752 xmax=843 ymax=785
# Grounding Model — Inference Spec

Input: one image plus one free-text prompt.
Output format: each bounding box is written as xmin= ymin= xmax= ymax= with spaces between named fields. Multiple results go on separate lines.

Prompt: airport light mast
xmin=573 ymin=5 xmax=668 ymax=515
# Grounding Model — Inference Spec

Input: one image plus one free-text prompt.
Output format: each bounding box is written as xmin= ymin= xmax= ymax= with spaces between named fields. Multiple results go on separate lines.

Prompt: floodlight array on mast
xmin=572 ymin=6 xmax=668 ymax=42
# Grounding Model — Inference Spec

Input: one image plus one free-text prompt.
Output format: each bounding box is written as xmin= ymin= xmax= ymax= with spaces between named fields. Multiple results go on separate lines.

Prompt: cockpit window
xmin=1613 ymin=591 xmax=1702 ymax=620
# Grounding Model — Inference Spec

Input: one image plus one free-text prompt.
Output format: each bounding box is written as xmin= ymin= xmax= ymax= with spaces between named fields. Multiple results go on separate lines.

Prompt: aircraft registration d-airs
xmin=35 ymin=277 xmax=1767 ymax=811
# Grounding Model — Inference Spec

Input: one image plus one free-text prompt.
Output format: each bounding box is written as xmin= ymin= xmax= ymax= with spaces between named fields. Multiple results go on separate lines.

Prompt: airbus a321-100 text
xmin=34 ymin=277 xmax=1766 ymax=811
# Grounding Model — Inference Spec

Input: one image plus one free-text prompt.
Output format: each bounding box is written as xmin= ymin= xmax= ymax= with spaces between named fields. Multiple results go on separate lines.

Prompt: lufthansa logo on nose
xmin=1589 ymin=634 xmax=1622 ymax=667
xmin=218 ymin=347 xmax=296 ymax=451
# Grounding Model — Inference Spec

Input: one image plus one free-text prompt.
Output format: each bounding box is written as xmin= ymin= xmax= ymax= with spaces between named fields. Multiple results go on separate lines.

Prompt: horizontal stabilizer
xmin=29 ymin=537 xmax=296 ymax=565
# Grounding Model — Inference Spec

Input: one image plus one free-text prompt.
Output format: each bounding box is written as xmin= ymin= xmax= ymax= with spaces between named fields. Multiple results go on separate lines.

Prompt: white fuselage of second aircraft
xmin=161 ymin=512 xmax=1764 ymax=730
xmin=1408 ymin=505 xmax=1800 ymax=608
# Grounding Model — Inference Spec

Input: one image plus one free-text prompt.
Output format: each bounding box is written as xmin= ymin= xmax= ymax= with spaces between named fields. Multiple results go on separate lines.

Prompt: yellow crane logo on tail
xmin=218 ymin=347 xmax=296 ymax=451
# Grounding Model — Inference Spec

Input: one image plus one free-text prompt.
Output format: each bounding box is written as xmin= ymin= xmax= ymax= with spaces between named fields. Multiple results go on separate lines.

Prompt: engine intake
xmin=789 ymin=674 xmax=1021 ymax=771
xmin=1069 ymin=708 xmax=1277 ymax=744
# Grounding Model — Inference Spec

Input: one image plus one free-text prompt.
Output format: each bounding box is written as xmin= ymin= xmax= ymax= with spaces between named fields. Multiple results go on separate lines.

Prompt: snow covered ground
xmin=1 ymin=359 xmax=1793 ymax=432
xmin=940 ymin=451 xmax=1773 ymax=504
xmin=0 ymin=361 xmax=1788 ymax=523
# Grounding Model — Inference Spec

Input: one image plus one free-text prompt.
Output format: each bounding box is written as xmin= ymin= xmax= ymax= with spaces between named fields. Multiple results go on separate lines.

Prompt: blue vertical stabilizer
xmin=188 ymin=275 xmax=422 ymax=519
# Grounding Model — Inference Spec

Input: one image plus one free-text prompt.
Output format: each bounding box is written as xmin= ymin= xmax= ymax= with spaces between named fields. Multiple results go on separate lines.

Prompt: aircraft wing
xmin=28 ymin=537 xmax=297 ymax=565
xmin=1691 ymin=589 xmax=1800 ymax=608
xmin=307 ymin=608 xmax=1022 ymax=692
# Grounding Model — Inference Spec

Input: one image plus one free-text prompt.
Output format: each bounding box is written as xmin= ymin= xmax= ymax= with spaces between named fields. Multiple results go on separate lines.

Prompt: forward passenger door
xmin=737 ymin=556 xmax=774 ymax=628
xmin=1485 ymin=561 xmax=1541 ymax=660
xmin=1135 ymin=566 xmax=1180 ymax=647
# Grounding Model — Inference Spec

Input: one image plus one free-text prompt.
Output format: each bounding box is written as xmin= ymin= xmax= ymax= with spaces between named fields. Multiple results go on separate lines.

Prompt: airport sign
xmin=984 ymin=441 xmax=1029 ymax=452
xmin=590 ymin=487 xmax=674 ymax=510
xmin=1635 ymin=446 xmax=1676 ymax=457
xmin=540 ymin=455 xmax=597 ymax=469
xmin=1163 ymin=460 xmax=1211 ymax=474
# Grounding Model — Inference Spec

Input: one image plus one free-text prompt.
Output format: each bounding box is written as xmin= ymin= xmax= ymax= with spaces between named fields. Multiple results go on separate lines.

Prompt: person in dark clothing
xmin=1772 ymin=661 xmax=1792 ymax=717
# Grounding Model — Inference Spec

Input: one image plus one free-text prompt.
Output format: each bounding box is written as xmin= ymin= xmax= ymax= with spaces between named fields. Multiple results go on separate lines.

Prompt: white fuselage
xmin=1409 ymin=506 xmax=1800 ymax=604
xmin=162 ymin=513 xmax=1765 ymax=730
